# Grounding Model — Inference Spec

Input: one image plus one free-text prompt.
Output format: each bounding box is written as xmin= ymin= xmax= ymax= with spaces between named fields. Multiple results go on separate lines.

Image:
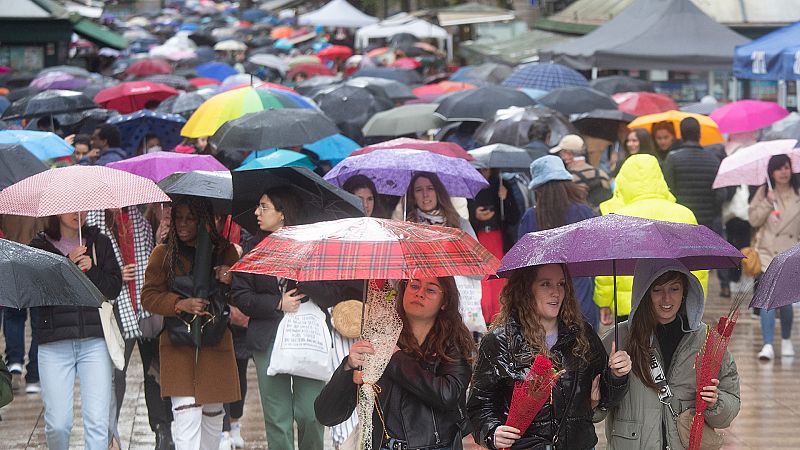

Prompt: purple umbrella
xmin=106 ymin=152 xmax=227 ymax=183
xmin=750 ymin=242 xmax=800 ymax=310
xmin=323 ymin=148 xmax=489 ymax=198
xmin=30 ymin=71 xmax=90 ymax=91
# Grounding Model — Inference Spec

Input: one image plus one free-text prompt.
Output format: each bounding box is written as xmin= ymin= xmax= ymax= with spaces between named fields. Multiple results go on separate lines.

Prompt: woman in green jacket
xmin=598 ymin=259 xmax=740 ymax=449
xmin=0 ymin=359 xmax=12 ymax=408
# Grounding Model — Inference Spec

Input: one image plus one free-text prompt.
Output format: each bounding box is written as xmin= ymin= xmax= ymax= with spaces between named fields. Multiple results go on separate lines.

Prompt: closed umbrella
xmin=590 ymin=76 xmax=654 ymax=95
xmin=468 ymin=144 xmax=534 ymax=170
xmin=538 ymin=87 xmax=617 ymax=116
xmin=107 ymin=109 xmax=186 ymax=154
xmin=613 ymin=92 xmax=678 ymax=116
xmin=0 ymin=130 xmax=74 ymax=160
xmin=94 ymin=81 xmax=178 ymax=114
xmin=434 ymin=86 xmax=536 ymax=122
xmin=362 ymin=103 xmax=444 ymax=137
xmin=2 ymin=90 xmax=97 ymax=120
xmin=0 ymin=143 xmax=48 ymax=189
xmin=501 ymin=63 xmax=588 ymax=91
xmin=710 ymin=100 xmax=789 ymax=134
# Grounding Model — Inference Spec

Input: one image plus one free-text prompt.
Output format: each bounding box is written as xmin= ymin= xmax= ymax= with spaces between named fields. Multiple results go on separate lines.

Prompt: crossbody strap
xmin=648 ymin=350 xmax=679 ymax=418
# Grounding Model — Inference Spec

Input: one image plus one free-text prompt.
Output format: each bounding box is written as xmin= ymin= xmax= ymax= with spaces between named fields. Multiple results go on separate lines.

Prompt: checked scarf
xmin=87 ymin=207 xmax=154 ymax=339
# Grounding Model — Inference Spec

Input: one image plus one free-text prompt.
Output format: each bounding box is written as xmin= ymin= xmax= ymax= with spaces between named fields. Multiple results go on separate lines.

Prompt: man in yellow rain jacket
xmin=595 ymin=154 xmax=708 ymax=325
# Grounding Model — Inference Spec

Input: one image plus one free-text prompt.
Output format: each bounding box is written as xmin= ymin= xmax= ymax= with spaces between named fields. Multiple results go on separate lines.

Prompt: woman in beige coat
xmin=749 ymin=154 xmax=800 ymax=360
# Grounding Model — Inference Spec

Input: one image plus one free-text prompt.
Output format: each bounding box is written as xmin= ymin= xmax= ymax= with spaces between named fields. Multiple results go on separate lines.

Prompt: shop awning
xmin=70 ymin=13 xmax=127 ymax=49
xmin=435 ymin=3 xmax=515 ymax=27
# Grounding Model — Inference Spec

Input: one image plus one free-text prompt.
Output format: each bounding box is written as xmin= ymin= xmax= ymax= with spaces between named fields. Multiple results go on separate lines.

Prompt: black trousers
xmin=114 ymin=338 xmax=173 ymax=432
xmin=223 ymin=357 xmax=250 ymax=431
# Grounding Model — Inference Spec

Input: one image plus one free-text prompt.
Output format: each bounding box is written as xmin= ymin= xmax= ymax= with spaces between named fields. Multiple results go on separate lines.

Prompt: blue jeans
xmin=39 ymin=338 xmax=113 ymax=450
xmin=2 ymin=307 xmax=39 ymax=382
xmin=761 ymin=305 xmax=794 ymax=344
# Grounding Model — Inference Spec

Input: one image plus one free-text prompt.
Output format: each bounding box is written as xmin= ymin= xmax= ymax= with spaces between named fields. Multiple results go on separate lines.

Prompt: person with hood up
xmin=595 ymin=154 xmax=708 ymax=326
xmin=597 ymin=259 xmax=740 ymax=449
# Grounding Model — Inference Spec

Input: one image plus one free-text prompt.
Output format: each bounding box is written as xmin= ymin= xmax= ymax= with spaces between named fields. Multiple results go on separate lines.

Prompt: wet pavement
xmin=1 ymin=274 xmax=798 ymax=449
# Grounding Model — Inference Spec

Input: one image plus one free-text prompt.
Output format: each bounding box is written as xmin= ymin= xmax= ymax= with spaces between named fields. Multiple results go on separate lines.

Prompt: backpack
xmin=573 ymin=168 xmax=612 ymax=208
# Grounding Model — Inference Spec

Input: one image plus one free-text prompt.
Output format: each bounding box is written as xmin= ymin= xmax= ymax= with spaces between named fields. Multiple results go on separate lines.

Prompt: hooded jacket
xmin=597 ymin=259 xmax=740 ymax=450
xmin=594 ymin=155 xmax=708 ymax=317
xmin=662 ymin=143 xmax=725 ymax=228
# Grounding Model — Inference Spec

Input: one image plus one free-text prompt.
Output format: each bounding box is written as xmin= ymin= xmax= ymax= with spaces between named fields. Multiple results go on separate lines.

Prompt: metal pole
xmin=613 ymin=259 xmax=618 ymax=350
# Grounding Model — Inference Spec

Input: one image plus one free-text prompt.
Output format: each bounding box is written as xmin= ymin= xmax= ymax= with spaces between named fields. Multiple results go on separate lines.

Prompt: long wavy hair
xmin=395 ymin=277 xmax=475 ymax=364
xmin=491 ymin=264 xmax=590 ymax=367
xmin=534 ymin=180 xmax=587 ymax=231
xmin=405 ymin=172 xmax=462 ymax=229
xmin=627 ymin=270 xmax=688 ymax=390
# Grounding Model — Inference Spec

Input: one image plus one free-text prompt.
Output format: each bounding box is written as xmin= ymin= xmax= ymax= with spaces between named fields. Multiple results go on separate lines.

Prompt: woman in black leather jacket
xmin=468 ymin=264 xmax=631 ymax=450
xmin=315 ymin=276 xmax=475 ymax=450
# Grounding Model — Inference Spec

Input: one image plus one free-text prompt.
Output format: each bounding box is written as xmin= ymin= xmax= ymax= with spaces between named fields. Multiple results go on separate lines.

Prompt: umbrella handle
xmin=613 ymin=260 xmax=618 ymax=350
xmin=402 ymin=195 xmax=407 ymax=222
xmin=359 ymin=279 xmax=368 ymax=337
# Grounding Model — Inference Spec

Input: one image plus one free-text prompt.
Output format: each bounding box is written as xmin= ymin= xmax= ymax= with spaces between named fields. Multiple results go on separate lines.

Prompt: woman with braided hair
xmin=141 ymin=196 xmax=241 ymax=450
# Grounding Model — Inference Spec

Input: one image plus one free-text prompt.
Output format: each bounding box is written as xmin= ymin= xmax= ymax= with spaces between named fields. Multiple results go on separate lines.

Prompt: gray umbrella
xmin=156 ymin=90 xmax=214 ymax=117
xmin=474 ymin=105 xmax=578 ymax=147
xmin=0 ymin=144 xmax=48 ymax=189
xmin=0 ymin=239 xmax=106 ymax=308
xmin=2 ymin=90 xmax=97 ymax=120
xmin=158 ymin=170 xmax=232 ymax=214
xmin=362 ymin=103 xmax=443 ymax=137
xmin=346 ymin=77 xmax=417 ymax=101
xmin=468 ymin=144 xmax=535 ymax=170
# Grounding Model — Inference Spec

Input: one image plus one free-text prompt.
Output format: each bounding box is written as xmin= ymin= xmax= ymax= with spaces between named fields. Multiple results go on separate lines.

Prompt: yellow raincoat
xmin=595 ymin=154 xmax=708 ymax=316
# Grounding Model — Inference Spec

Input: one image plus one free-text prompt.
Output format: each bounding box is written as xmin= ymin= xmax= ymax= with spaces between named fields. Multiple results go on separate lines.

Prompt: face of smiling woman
xmin=649 ymin=276 xmax=684 ymax=325
xmin=531 ymin=264 xmax=565 ymax=322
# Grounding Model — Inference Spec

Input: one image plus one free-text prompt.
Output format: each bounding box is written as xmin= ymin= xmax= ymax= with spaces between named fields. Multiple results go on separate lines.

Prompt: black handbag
xmin=164 ymin=275 xmax=230 ymax=347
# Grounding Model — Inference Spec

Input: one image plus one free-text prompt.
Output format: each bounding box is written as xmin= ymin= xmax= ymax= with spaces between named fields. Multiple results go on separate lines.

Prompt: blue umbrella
xmin=236 ymin=149 xmax=315 ymax=171
xmin=501 ymin=63 xmax=589 ymax=91
xmin=306 ymin=133 xmax=359 ymax=162
xmin=274 ymin=39 xmax=294 ymax=50
xmin=0 ymin=130 xmax=74 ymax=160
xmin=196 ymin=62 xmax=239 ymax=82
xmin=107 ymin=110 xmax=186 ymax=154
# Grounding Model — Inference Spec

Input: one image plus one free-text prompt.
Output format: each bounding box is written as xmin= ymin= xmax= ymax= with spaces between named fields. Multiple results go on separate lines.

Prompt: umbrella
xmin=451 ymin=63 xmax=512 ymax=84
xmin=210 ymin=108 xmax=339 ymax=156
xmin=0 ymin=130 xmax=74 ymax=160
xmin=750 ymin=241 xmax=800 ymax=310
xmin=538 ymin=87 xmax=617 ymax=116
xmin=468 ymin=144 xmax=534 ymax=170
xmin=2 ymin=90 xmax=97 ymax=120
xmin=324 ymin=149 xmax=488 ymax=197
xmin=271 ymin=26 xmax=294 ymax=39
xmin=214 ymin=39 xmax=247 ymax=51
xmin=107 ymin=152 xmax=226 ymax=183
xmin=230 ymin=217 xmax=499 ymax=281
xmin=142 ymin=74 xmax=191 ymax=90
xmin=710 ymin=100 xmax=790 ymax=134
xmin=217 ymin=74 xmax=264 ymax=92
xmin=350 ymin=67 xmax=422 ymax=85
xmin=107 ymin=110 xmax=186 ymax=154
xmin=362 ymin=103 xmax=444 ymax=137
xmin=181 ymin=86 xmax=315 ymax=138
xmin=236 ymin=149 xmax=315 ymax=171
xmin=287 ymin=63 xmax=334 ymax=80
xmin=38 ymin=65 xmax=92 ymax=78
xmin=94 ymin=81 xmax=178 ymax=114
xmin=196 ymin=62 xmax=239 ymax=82
xmin=501 ymin=63 xmax=589 ymax=91
xmin=346 ymin=77 xmax=416 ymax=101
xmin=628 ymin=110 xmax=724 ymax=146
xmin=681 ymin=98 xmax=721 ymax=115
xmin=412 ymin=81 xmax=475 ymax=102
xmin=311 ymin=85 xmax=392 ymax=142
xmin=248 ymin=54 xmax=289 ymax=73
xmin=294 ymin=75 xmax=343 ymax=95
xmin=590 ymin=76 xmax=654 ymax=95
xmin=232 ymin=166 xmax=364 ymax=233
xmin=306 ymin=134 xmax=360 ymax=162
xmin=712 ymin=139 xmax=800 ymax=189
xmin=0 ymin=239 xmax=107 ymax=308
xmin=613 ymin=92 xmax=678 ymax=116
xmin=474 ymin=105 xmax=577 ymax=148
xmin=390 ymin=57 xmax=422 ymax=70
xmin=434 ymin=86 xmax=537 ymax=122
xmin=354 ymin=138 xmax=473 ymax=161
xmin=156 ymin=90 xmax=215 ymax=117
xmin=761 ymin=112 xmax=800 ymax=141
xmin=189 ymin=77 xmax=221 ymax=88
xmin=571 ymin=109 xmax=636 ymax=142
xmin=125 ymin=58 xmax=174 ymax=77
xmin=55 ymin=108 xmax=119 ymax=136
xmin=30 ymin=72 xmax=90 ymax=91
xmin=80 ymin=78 xmax=121 ymax=100
xmin=0 ymin=143 xmax=48 ymax=189
xmin=158 ymin=170 xmax=232 ymax=214
xmin=318 ymin=45 xmax=353 ymax=60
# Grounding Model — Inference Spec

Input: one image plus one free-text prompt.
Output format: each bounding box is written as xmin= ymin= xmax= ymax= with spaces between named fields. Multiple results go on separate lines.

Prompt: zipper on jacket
xmin=430 ymin=406 xmax=440 ymax=444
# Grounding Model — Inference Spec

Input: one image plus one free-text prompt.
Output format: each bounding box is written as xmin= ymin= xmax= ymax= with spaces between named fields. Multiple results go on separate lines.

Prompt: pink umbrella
xmin=353 ymin=137 xmax=474 ymax=161
xmin=710 ymin=100 xmax=789 ymax=134
xmin=106 ymin=152 xmax=227 ymax=183
xmin=713 ymin=139 xmax=800 ymax=188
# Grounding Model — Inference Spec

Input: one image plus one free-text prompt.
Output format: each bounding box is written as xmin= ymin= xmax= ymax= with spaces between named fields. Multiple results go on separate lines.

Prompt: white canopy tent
xmin=298 ymin=0 xmax=379 ymax=28
xmin=355 ymin=13 xmax=453 ymax=60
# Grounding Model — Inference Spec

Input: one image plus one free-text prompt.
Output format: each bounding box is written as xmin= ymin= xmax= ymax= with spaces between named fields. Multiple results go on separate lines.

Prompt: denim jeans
xmin=39 ymin=337 xmax=113 ymax=450
xmin=761 ymin=304 xmax=794 ymax=344
xmin=2 ymin=307 xmax=39 ymax=383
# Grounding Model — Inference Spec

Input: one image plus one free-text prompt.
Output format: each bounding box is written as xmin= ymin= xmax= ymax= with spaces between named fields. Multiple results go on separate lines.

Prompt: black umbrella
xmin=56 ymin=108 xmax=119 ymax=135
xmin=2 ymin=90 xmax=97 ymax=120
xmin=474 ymin=105 xmax=577 ymax=147
xmin=142 ymin=74 xmax=192 ymax=90
xmin=80 ymin=78 xmax=120 ymax=100
xmin=156 ymin=91 xmax=214 ymax=117
xmin=590 ymin=76 xmax=654 ymax=95
xmin=346 ymin=77 xmax=416 ymax=101
xmin=538 ymin=87 xmax=617 ymax=116
xmin=232 ymin=166 xmax=364 ymax=234
xmin=211 ymin=109 xmax=340 ymax=158
xmin=294 ymin=76 xmax=343 ymax=95
xmin=571 ymin=109 xmax=636 ymax=142
xmin=37 ymin=65 xmax=93 ymax=78
xmin=311 ymin=85 xmax=393 ymax=143
xmin=388 ymin=33 xmax=419 ymax=47
xmin=350 ymin=68 xmax=422 ymax=85
xmin=158 ymin=170 xmax=232 ymax=214
xmin=435 ymin=86 xmax=537 ymax=122
xmin=468 ymin=143 xmax=534 ymax=170
xmin=0 ymin=239 xmax=106 ymax=308
xmin=0 ymin=144 xmax=48 ymax=189
xmin=5 ymin=86 xmax=41 ymax=103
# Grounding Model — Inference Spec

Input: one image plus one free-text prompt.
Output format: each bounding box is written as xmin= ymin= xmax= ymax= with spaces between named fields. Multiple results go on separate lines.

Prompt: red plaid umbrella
xmin=125 ymin=58 xmax=174 ymax=77
xmin=0 ymin=165 xmax=170 ymax=217
xmin=230 ymin=217 xmax=499 ymax=281
xmin=352 ymin=137 xmax=474 ymax=161
xmin=94 ymin=81 xmax=179 ymax=114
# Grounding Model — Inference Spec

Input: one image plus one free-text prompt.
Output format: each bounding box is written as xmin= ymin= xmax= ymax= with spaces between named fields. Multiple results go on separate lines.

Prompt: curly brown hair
xmin=491 ymin=264 xmax=590 ymax=367
xmin=395 ymin=277 xmax=475 ymax=364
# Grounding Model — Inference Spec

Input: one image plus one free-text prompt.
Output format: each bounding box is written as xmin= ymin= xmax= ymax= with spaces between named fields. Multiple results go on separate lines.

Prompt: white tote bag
xmin=455 ymin=275 xmax=486 ymax=333
xmin=99 ymin=302 xmax=126 ymax=370
xmin=267 ymin=301 xmax=333 ymax=381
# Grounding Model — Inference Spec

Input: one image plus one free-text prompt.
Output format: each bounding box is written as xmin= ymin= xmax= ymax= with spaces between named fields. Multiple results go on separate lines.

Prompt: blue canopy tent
xmin=733 ymin=22 xmax=800 ymax=80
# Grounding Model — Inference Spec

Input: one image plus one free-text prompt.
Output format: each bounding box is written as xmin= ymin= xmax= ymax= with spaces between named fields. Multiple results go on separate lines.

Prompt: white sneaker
xmin=758 ymin=343 xmax=774 ymax=361
xmin=230 ymin=423 xmax=244 ymax=448
xmin=218 ymin=432 xmax=233 ymax=450
xmin=25 ymin=382 xmax=41 ymax=394
xmin=781 ymin=339 xmax=795 ymax=357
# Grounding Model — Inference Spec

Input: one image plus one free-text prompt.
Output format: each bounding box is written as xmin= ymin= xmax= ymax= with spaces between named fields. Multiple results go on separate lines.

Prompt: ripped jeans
xmin=171 ymin=396 xmax=224 ymax=450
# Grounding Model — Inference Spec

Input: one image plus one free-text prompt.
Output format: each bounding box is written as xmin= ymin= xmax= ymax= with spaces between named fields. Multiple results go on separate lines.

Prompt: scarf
xmin=415 ymin=208 xmax=446 ymax=225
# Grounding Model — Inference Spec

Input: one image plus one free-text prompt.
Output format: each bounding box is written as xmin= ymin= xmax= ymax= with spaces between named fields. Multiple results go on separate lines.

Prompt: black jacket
xmin=30 ymin=226 xmax=122 ymax=345
xmin=468 ymin=174 xmax=522 ymax=252
xmin=316 ymin=347 xmax=472 ymax=450
xmin=662 ymin=143 xmax=726 ymax=227
xmin=467 ymin=314 xmax=627 ymax=450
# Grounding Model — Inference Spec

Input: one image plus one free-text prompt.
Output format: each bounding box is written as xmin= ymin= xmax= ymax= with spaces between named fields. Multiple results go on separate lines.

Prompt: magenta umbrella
xmin=106 ymin=152 xmax=227 ymax=183
xmin=710 ymin=100 xmax=789 ymax=134
xmin=713 ymin=139 xmax=800 ymax=188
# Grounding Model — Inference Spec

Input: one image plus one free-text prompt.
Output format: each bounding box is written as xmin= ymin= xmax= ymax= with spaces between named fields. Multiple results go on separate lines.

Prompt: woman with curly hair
xmin=467 ymin=263 xmax=631 ymax=450
xmin=315 ymin=276 xmax=475 ymax=450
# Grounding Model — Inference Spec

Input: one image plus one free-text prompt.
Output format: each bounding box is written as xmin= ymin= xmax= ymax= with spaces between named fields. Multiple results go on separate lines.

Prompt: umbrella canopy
xmin=613 ymin=91 xmax=678 ymax=116
xmin=232 ymin=166 xmax=364 ymax=233
xmin=0 ymin=165 xmax=170 ymax=217
xmin=501 ymin=63 xmax=589 ymax=91
xmin=590 ymin=76 xmax=654 ymax=95
xmin=2 ymin=90 xmax=97 ymax=120
xmin=142 ymin=74 xmax=192 ymax=90
xmin=571 ymin=109 xmax=636 ymax=142
xmin=218 ymin=74 xmax=264 ymax=92
xmin=434 ymin=86 xmax=537 ymax=122
xmin=761 ymin=112 xmax=800 ymax=141
xmin=451 ymin=62 xmax=512 ymax=84
xmin=0 ymin=239 xmax=106 ymax=308
xmin=628 ymin=110 xmax=724 ymax=146
xmin=538 ymin=86 xmax=617 ymax=116
xmin=0 ymin=130 xmax=74 ymax=160
xmin=318 ymin=45 xmax=353 ymax=60
xmin=712 ymin=139 xmax=800 ymax=188
xmin=107 ymin=152 xmax=226 ymax=183
xmin=94 ymin=81 xmax=179 ymax=114
xmin=474 ymin=105 xmax=577 ymax=148
xmin=38 ymin=65 xmax=92 ymax=78
xmin=288 ymin=55 xmax=323 ymax=68
xmin=710 ymin=100 xmax=789 ymax=134
xmin=158 ymin=170 xmax=232 ymax=214
xmin=346 ymin=77 xmax=416 ymax=101
xmin=156 ymin=90 xmax=215 ymax=117
xmin=231 ymin=217 xmax=499 ymax=280
xmin=107 ymin=110 xmax=186 ymax=154
xmin=350 ymin=67 xmax=422 ymax=85
xmin=30 ymin=71 xmax=90 ymax=91
xmin=55 ymin=108 xmax=119 ymax=136
xmin=468 ymin=144 xmax=534 ymax=170
xmin=311 ymin=84 xmax=392 ymax=142
xmin=196 ymin=62 xmax=240 ymax=82
xmin=412 ymin=81 xmax=475 ymax=102
xmin=306 ymin=133 xmax=360 ymax=161
xmin=189 ymin=77 xmax=221 ymax=88
xmin=236 ymin=149 xmax=315 ymax=171
xmin=362 ymin=103 xmax=444 ymax=137
xmin=248 ymin=54 xmax=290 ymax=73
xmin=126 ymin=58 xmax=173 ymax=77
xmin=214 ymin=39 xmax=247 ymax=51
xmin=287 ymin=63 xmax=334 ymax=80
xmin=750 ymin=241 xmax=800 ymax=310
xmin=324 ymin=149 xmax=488 ymax=197
xmin=681 ymin=98 xmax=721 ymax=115
xmin=0 ymin=143 xmax=48 ymax=189
xmin=354 ymin=138 xmax=473 ymax=161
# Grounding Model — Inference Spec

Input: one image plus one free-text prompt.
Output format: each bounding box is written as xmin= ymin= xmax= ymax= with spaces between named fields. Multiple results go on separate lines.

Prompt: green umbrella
xmin=362 ymin=103 xmax=444 ymax=137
